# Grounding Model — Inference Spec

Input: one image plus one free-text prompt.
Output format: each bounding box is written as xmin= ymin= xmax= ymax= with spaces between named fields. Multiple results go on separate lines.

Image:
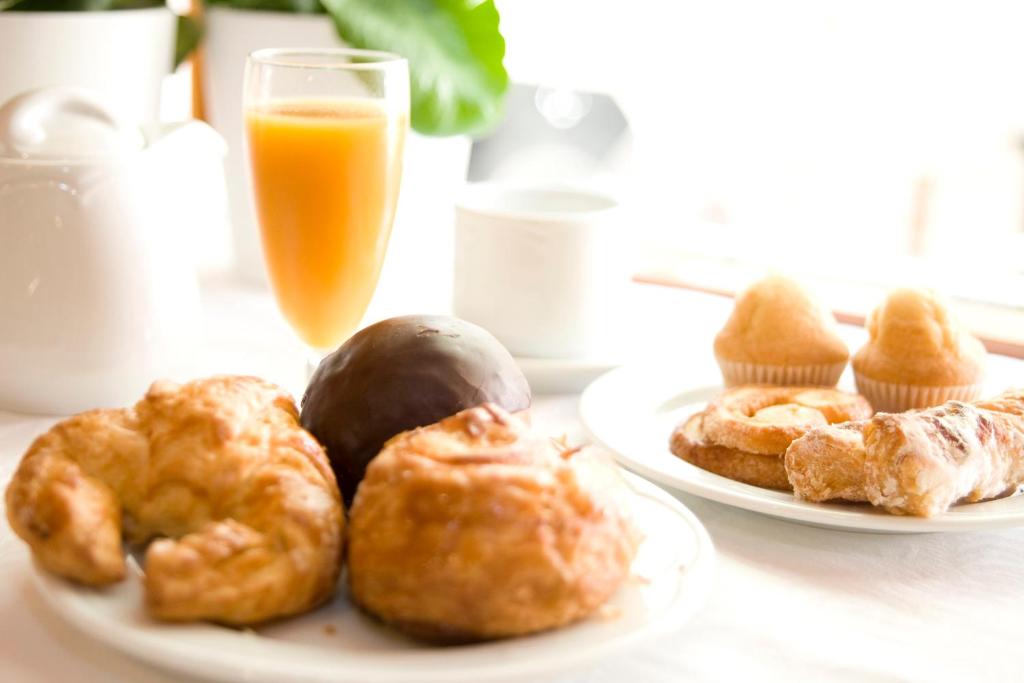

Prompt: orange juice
xmin=246 ymin=99 xmax=405 ymax=349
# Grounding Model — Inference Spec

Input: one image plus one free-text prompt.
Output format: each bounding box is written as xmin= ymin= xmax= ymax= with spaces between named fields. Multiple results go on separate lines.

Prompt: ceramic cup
xmin=454 ymin=183 xmax=628 ymax=359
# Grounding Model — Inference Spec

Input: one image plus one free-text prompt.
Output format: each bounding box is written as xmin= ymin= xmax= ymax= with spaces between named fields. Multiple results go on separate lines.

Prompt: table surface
xmin=2 ymin=281 xmax=1023 ymax=683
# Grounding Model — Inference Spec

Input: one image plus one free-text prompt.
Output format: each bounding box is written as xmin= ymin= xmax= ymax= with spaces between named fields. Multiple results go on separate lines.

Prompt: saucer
xmin=515 ymin=353 xmax=623 ymax=394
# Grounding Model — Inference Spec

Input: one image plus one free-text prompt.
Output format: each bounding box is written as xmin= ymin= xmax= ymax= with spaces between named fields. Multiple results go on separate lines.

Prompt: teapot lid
xmin=0 ymin=87 xmax=145 ymax=162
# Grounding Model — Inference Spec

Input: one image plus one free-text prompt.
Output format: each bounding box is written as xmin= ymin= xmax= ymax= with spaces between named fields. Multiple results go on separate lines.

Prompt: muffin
xmin=347 ymin=403 xmax=639 ymax=642
xmin=852 ymin=288 xmax=986 ymax=412
xmin=714 ymin=275 xmax=849 ymax=387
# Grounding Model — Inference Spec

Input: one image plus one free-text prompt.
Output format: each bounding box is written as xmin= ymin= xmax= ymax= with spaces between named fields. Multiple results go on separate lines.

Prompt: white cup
xmin=454 ymin=183 xmax=629 ymax=359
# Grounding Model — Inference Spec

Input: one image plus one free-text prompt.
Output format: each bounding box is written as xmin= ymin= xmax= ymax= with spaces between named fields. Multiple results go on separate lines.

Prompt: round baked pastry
xmin=852 ymin=288 xmax=986 ymax=412
xmin=700 ymin=385 xmax=873 ymax=455
xmin=714 ymin=275 xmax=849 ymax=387
xmin=301 ymin=315 xmax=531 ymax=503
xmin=670 ymin=413 xmax=790 ymax=490
xmin=347 ymin=403 xmax=639 ymax=642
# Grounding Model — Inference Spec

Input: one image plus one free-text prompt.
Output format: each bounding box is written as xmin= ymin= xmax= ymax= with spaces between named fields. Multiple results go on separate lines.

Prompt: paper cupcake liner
xmin=853 ymin=373 xmax=984 ymax=413
xmin=716 ymin=360 xmax=847 ymax=388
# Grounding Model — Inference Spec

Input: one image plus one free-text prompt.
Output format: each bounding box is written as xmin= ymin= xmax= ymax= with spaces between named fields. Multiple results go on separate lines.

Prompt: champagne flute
xmin=243 ymin=48 xmax=408 ymax=372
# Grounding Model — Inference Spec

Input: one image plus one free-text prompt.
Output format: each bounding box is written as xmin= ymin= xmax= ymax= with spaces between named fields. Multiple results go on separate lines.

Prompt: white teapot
xmin=0 ymin=87 xmax=223 ymax=415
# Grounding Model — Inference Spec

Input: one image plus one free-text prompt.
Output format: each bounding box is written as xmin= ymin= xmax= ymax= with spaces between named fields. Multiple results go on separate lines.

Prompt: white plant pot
xmin=204 ymin=7 xmax=469 ymax=319
xmin=0 ymin=8 xmax=175 ymax=124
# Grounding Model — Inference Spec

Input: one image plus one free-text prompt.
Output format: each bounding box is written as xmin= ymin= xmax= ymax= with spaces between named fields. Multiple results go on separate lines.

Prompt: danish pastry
xmin=701 ymin=386 xmax=873 ymax=455
xmin=670 ymin=413 xmax=790 ymax=490
xmin=786 ymin=390 xmax=1024 ymax=516
xmin=347 ymin=403 xmax=639 ymax=642
xmin=5 ymin=376 xmax=344 ymax=625
xmin=783 ymin=421 xmax=870 ymax=503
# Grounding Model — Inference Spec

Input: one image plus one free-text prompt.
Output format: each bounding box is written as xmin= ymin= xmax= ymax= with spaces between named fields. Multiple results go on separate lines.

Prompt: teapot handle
xmin=0 ymin=87 xmax=144 ymax=159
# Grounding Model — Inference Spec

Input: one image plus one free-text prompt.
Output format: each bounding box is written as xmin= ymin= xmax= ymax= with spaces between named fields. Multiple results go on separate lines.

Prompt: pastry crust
xmin=862 ymin=393 xmax=1024 ymax=516
xmin=852 ymin=288 xmax=986 ymax=387
xmin=347 ymin=404 xmax=639 ymax=642
xmin=701 ymin=386 xmax=873 ymax=455
xmin=784 ymin=422 xmax=870 ymax=503
xmin=5 ymin=376 xmax=344 ymax=625
xmin=670 ymin=413 xmax=790 ymax=490
xmin=786 ymin=390 xmax=1024 ymax=516
xmin=714 ymin=275 xmax=848 ymax=366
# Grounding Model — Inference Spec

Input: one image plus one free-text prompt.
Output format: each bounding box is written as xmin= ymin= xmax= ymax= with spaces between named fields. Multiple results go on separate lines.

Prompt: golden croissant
xmin=5 ymin=376 xmax=344 ymax=624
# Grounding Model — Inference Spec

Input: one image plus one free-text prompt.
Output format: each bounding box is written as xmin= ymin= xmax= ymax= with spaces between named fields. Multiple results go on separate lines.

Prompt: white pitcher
xmin=0 ymin=87 xmax=224 ymax=415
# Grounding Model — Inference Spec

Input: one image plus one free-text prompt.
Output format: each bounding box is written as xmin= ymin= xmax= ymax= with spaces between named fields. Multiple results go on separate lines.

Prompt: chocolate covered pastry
xmin=301 ymin=315 xmax=531 ymax=503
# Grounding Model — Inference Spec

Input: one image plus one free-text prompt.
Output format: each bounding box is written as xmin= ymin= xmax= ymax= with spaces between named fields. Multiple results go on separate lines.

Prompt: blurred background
xmin=5 ymin=0 xmax=1022 ymax=342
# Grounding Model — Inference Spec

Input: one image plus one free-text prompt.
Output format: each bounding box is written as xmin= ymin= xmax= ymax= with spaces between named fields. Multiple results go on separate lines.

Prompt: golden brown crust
xmin=713 ymin=275 xmax=848 ymax=366
xmin=4 ymin=410 xmax=133 ymax=585
xmin=862 ymin=392 xmax=1024 ymax=516
xmin=347 ymin=404 xmax=639 ymax=642
xmin=701 ymin=386 xmax=873 ymax=455
xmin=785 ymin=390 xmax=1024 ymax=516
xmin=670 ymin=413 xmax=790 ymax=490
xmin=784 ymin=422 xmax=870 ymax=503
xmin=852 ymin=288 xmax=986 ymax=387
xmin=4 ymin=376 xmax=344 ymax=625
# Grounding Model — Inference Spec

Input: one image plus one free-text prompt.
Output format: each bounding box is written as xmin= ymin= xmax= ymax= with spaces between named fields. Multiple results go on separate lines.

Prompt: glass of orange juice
xmin=243 ymin=48 xmax=408 ymax=366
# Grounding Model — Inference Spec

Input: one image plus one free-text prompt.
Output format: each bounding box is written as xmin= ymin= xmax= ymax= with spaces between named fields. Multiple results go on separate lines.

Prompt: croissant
xmin=5 ymin=376 xmax=344 ymax=624
xmin=786 ymin=390 xmax=1024 ymax=516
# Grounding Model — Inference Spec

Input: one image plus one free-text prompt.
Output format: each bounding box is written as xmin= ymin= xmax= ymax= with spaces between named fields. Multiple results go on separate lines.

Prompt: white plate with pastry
xmin=8 ymin=372 xmax=715 ymax=683
xmin=579 ymin=364 xmax=1024 ymax=534
xmin=31 ymin=467 xmax=714 ymax=683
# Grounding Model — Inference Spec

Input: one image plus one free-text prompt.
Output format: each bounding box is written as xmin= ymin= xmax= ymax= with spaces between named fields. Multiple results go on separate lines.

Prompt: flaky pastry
xmin=670 ymin=413 xmax=790 ymax=490
xmin=701 ymin=386 xmax=873 ymax=455
xmin=783 ymin=421 xmax=869 ymax=503
xmin=5 ymin=376 xmax=344 ymax=624
xmin=347 ymin=403 xmax=639 ymax=642
xmin=786 ymin=390 xmax=1024 ymax=516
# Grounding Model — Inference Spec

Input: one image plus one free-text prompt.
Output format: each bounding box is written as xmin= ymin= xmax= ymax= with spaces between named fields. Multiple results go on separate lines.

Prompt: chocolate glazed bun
xmin=300 ymin=315 xmax=531 ymax=503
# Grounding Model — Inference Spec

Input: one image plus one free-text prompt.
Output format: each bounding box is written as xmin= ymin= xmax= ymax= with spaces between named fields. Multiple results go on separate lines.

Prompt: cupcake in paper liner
xmin=714 ymin=275 xmax=849 ymax=388
xmin=852 ymin=288 xmax=986 ymax=413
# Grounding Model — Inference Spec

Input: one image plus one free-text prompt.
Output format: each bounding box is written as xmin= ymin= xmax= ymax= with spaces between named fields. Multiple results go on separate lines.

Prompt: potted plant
xmin=201 ymin=0 xmax=509 ymax=303
xmin=0 ymin=0 xmax=199 ymax=122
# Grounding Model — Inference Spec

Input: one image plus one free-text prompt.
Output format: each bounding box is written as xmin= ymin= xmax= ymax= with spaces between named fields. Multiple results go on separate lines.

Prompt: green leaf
xmin=175 ymin=14 xmax=202 ymax=68
xmin=318 ymin=0 xmax=508 ymax=136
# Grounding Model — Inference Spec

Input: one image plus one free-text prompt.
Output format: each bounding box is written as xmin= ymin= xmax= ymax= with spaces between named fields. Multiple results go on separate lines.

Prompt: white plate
xmin=579 ymin=364 xmax=1024 ymax=534
xmin=32 ymin=472 xmax=714 ymax=683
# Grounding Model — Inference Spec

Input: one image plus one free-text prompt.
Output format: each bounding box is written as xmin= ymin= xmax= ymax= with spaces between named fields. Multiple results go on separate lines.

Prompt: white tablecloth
xmin=2 ymin=282 xmax=1022 ymax=683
